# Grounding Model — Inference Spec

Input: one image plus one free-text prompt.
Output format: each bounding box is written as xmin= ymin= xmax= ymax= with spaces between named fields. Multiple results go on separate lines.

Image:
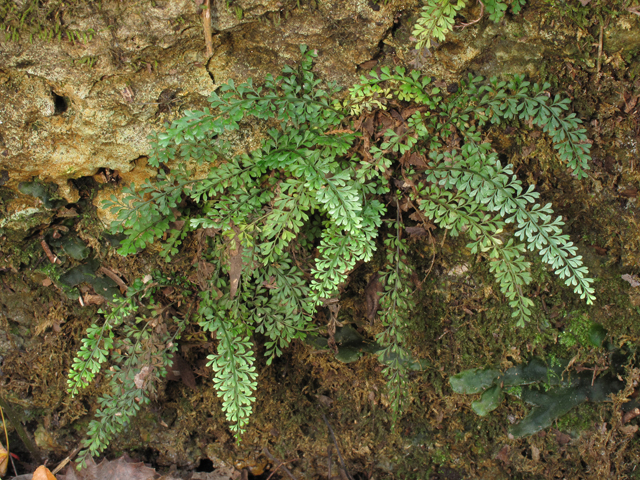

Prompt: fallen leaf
xmin=32 ymin=466 xmax=57 ymax=480
xmin=554 ymin=430 xmax=572 ymax=446
xmin=405 ymin=226 xmax=428 ymax=237
xmin=364 ymin=273 xmax=382 ymax=321
xmin=620 ymin=424 xmax=639 ymax=435
xmin=358 ymin=59 xmax=377 ymax=70
xmin=495 ymin=445 xmax=510 ymax=463
xmin=59 ymin=455 xmax=158 ymax=480
xmin=166 ymin=353 xmax=196 ymax=390
xmin=134 ymin=366 xmax=152 ymax=389
xmin=530 ymin=444 xmax=540 ymax=462
xmin=42 ymin=278 xmax=53 ymax=287
xmin=0 ymin=442 xmax=7 ymax=477
xmin=622 ymin=274 xmax=640 ymax=288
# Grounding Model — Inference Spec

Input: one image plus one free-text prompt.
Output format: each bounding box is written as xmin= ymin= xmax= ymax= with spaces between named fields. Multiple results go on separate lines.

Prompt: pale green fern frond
xmin=412 ymin=0 xmax=466 ymax=50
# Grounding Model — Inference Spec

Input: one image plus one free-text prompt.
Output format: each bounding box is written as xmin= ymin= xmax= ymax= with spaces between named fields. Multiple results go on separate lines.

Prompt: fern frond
xmin=416 ymin=184 xmax=534 ymax=325
xmin=376 ymin=217 xmax=414 ymax=415
xmin=427 ymin=143 xmax=595 ymax=306
xmin=412 ymin=0 xmax=466 ymax=50
xmin=67 ymin=295 xmax=137 ymax=396
xmin=200 ymin=296 xmax=258 ymax=435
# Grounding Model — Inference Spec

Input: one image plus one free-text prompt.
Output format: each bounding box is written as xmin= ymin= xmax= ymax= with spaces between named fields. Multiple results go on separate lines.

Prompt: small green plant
xmin=450 ymin=356 xmax=624 ymax=437
xmin=69 ymin=46 xmax=595 ymax=463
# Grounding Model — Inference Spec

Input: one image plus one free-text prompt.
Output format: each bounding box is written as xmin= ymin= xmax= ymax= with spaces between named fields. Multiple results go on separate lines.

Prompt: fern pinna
xmin=68 ymin=46 xmax=594 ymax=460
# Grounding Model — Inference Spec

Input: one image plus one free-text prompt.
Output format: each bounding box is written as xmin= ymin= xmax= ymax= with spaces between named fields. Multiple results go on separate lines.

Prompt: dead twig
xmin=203 ymin=0 xmax=213 ymax=56
xmin=263 ymin=447 xmax=299 ymax=480
xmin=266 ymin=459 xmax=297 ymax=480
xmin=455 ymin=0 xmax=484 ymax=28
xmin=40 ymin=239 xmax=60 ymax=264
xmin=321 ymin=413 xmax=354 ymax=480
xmin=596 ymin=22 xmax=604 ymax=76
xmin=98 ymin=266 xmax=128 ymax=292
xmin=52 ymin=447 xmax=81 ymax=475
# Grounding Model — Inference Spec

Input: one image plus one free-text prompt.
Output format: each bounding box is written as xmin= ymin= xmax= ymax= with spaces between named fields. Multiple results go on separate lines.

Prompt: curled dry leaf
xmin=59 ymin=455 xmax=158 ymax=480
xmin=134 ymin=366 xmax=152 ymax=389
xmin=622 ymin=274 xmax=640 ymax=288
xmin=165 ymin=353 xmax=196 ymax=390
xmin=365 ymin=273 xmax=382 ymax=321
xmin=0 ymin=442 xmax=7 ymax=477
xmin=32 ymin=466 xmax=57 ymax=480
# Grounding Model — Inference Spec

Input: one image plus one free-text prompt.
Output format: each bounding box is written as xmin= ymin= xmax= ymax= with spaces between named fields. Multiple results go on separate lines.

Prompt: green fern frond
xmin=412 ymin=0 xmax=466 ymax=50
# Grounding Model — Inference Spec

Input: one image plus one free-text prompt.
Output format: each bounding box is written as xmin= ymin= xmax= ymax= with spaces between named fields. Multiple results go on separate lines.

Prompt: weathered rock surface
xmin=0 ymin=0 xmax=399 ymax=205
xmin=0 ymin=0 xmax=638 ymax=236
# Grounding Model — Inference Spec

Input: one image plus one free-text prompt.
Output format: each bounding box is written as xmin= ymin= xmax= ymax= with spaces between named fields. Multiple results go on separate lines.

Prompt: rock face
xmin=1 ymin=0 xmax=639 ymax=233
xmin=0 ymin=0 xmax=397 ymax=207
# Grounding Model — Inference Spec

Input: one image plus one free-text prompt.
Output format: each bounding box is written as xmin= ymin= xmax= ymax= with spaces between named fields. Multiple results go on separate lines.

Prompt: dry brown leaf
xmin=365 ymin=273 xmax=382 ymax=321
xmin=83 ymin=294 xmax=106 ymax=306
xmin=32 ymin=466 xmax=57 ymax=480
xmin=553 ymin=429 xmax=572 ymax=446
xmin=405 ymin=226 xmax=428 ymax=238
xmin=530 ymin=444 xmax=540 ymax=462
xmin=495 ymin=445 xmax=510 ymax=463
xmin=0 ymin=443 xmax=7 ymax=477
xmin=227 ymin=227 xmax=244 ymax=300
xmin=166 ymin=353 xmax=196 ymax=390
xmin=60 ymin=455 xmax=158 ymax=480
xmin=358 ymin=59 xmax=377 ymax=70
xmin=134 ymin=366 xmax=152 ymax=389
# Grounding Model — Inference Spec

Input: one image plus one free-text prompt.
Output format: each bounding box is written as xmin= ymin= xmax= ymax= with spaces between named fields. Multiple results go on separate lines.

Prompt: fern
xmin=70 ymin=49 xmax=596 ymax=455
xmin=376 ymin=211 xmax=415 ymax=415
xmin=412 ymin=0 xmax=466 ymax=50
xmin=412 ymin=0 xmax=529 ymax=51
xmin=69 ymin=276 xmax=191 ymax=467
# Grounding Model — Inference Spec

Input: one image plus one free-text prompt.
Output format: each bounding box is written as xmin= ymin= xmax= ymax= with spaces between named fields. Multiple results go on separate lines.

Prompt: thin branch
xmin=203 ymin=0 xmax=213 ymax=57
xmin=98 ymin=266 xmax=128 ymax=293
xmin=40 ymin=239 xmax=60 ymax=264
xmin=52 ymin=447 xmax=81 ymax=475
xmin=263 ymin=447 xmax=299 ymax=480
xmin=596 ymin=22 xmax=604 ymax=76
xmin=321 ymin=413 xmax=354 ymax=480
xmin=266 ymin=459 xmax=297 ymax=480
xmin=455 ymin=0 xmax=485 ymax=29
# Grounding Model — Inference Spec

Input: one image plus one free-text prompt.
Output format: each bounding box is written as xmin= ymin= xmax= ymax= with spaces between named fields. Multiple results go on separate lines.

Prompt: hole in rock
xmin=196 ymin=458 xmax=214 ymax=472
xmin=53 ymin=91 xmax=69 ymax=115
